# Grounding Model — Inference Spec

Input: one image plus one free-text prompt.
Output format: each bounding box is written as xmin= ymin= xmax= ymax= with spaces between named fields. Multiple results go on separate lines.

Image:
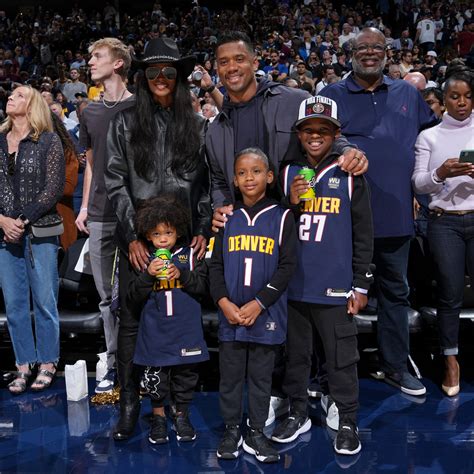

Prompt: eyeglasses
xmin=354 ymin=44 xmax=386 ymax=53
xmin=425 ymin=100 xmax=440 ymax=106
xmin=145 ymin=66 xmax=178 ymax=81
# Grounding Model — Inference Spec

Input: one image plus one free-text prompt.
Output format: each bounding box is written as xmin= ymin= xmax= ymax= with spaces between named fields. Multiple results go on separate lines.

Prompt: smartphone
xmin=459 ymin=150 xmax=474 ymax=164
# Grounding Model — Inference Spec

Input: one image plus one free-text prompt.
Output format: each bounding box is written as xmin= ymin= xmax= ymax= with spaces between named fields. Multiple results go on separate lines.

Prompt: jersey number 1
xmin=244 ymin=257 xmax=253 ymax=286
xmin=165 ymin=291 xmax=173 ymax=316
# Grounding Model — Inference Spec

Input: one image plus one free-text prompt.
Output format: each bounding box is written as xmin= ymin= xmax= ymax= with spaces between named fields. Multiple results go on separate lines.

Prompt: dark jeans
xmin=283 ymin=301 xmax=359 ymax=422
xmin=219 ymin=341 xmax=277 ymax=429
xmin=373 ymin=236 xmax=411 ymax=373
xmin=428 ymin=212 xmax=474 ymax=355
xmin=117 ymin=250 xmax=140 ymax=404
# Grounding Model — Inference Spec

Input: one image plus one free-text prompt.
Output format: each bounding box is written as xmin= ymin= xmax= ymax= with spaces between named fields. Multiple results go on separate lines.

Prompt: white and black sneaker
xmin=149 ymin=415 xmax=169 ymax=445
xmin=271 ymin=414 xmax=311 ymax=443
xmin=320 ymin=394 xmax=339 ymax=431
xmin=243 ymin=428 xmax=279 ymax=463
xmin=265 ymin=396 xmax=289 ymax=426
xmin=334 ymin=419 xmax=361 ymax=455
xmin=95 ymin=369 xmax=117 ymax=394
xmin=217 ymin=425 xmax=242 ymax=460
xmin=172 ymin=411 xmax=197 ymax=442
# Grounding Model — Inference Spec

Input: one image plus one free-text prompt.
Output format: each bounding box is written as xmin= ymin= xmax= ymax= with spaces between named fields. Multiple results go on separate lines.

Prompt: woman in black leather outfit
xmin=105 ymin=38 xmax=211 ymax=440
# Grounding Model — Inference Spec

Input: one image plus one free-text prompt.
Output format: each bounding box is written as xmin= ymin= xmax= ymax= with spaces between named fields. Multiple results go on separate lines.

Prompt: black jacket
xmin=105 ymin=105 xmax=212 ymax=251
xmin=205 ymin=79 xmax=355 ymax=207
xmin=281 ymin=148 xmax=374 ymax=292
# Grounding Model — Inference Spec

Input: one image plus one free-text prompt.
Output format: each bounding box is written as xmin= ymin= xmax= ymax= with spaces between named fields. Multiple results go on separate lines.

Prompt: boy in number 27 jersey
xmin=272 ymin=96 xmax=373 ymax=456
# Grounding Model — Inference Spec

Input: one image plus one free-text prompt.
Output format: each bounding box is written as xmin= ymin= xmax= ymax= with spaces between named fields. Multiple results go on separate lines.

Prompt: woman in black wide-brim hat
xmin=104 ymin=37 xmax=211 ymax=442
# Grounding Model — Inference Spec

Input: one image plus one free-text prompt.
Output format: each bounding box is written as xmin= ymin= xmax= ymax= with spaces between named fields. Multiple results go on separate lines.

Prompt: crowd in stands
xmin=0 ymin=0 xmax=470 ymax=241
xmin=0 ymin=0 xmax=473 ymax=463
xmin=0 ymin=0 xmax=472 ymax=120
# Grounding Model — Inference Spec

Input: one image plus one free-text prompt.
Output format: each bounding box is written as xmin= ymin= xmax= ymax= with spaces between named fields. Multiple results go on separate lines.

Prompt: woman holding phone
xmin=412 ymin=69 xmax=474 ymax=397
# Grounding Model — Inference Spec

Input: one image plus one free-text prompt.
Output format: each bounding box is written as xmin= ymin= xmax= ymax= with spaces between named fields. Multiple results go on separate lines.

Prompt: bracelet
xmin=255 ymin=297 xmax=266 ymax=310
xmin=204 ymin=85 xmax=215 ymax=94
xmin=80 ymin=207 xmax=88 ymax=212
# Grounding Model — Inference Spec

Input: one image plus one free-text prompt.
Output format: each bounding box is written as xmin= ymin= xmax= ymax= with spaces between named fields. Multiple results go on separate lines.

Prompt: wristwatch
xmin=18 ymin=213 xmax=29 ymax=225
xmin=204 ymin=85 xmax=215 ymax=94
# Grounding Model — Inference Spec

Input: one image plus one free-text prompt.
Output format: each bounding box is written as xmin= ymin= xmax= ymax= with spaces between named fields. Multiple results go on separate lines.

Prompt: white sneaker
xmin=95 ymin=369 xmax=116 ymax=394
xmin=265 ymin=396 xmax=289 ymax=426
xmin=321 ymin=395 xmax=339 ymax=431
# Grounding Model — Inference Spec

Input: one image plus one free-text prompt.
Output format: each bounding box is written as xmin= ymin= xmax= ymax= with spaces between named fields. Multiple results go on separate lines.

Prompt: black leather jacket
xmin=105 ymin=105 xmax=211 ymax=252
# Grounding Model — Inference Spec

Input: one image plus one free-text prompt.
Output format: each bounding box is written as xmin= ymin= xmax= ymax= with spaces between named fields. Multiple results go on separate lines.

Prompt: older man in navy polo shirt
xmin=321 ymin=27 xmax=437 ymax=396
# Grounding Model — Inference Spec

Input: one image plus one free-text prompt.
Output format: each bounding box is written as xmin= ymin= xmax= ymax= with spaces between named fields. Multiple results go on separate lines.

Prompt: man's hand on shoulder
xmin=338 ymin=148 xmax=368 ymax=175
xmin=212 ymin=204 xmax=233 ymax=233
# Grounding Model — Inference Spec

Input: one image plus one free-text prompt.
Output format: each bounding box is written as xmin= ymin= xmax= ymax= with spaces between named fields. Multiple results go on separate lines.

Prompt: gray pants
xmin=88 ymin=220 xmax=118 ymax=370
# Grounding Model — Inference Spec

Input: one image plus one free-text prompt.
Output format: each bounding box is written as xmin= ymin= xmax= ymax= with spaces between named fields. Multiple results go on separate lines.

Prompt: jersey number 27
xmin=299 ymin=214 xmax=327 ymax=242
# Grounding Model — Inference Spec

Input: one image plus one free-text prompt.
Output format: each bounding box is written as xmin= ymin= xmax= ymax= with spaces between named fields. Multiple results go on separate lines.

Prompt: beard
xmin=352 ymin=55 xmax=387 ymax=82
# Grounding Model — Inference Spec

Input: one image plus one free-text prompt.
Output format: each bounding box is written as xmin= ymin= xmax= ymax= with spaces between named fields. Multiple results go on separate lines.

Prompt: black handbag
xmin=31 ymin=214 xmax=64 ymax=238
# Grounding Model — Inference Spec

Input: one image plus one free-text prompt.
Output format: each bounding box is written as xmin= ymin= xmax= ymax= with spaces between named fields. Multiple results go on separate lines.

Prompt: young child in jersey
xmin=127 ymin=194 xmax=209 ymax=445
xmin=208 ymin=147 xmax=296 ymax=464
xmin=271 ymin=96 xmax=373 ymax=455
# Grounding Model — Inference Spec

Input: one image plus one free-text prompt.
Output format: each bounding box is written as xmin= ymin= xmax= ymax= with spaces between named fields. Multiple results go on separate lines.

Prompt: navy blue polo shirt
xmin=320 ymin=74 xmax=436 ymax=238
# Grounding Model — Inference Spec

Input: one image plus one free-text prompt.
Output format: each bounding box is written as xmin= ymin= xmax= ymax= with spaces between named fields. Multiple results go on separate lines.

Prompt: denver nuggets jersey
xmin=219 ymin=204 xmax=291 ymax=345
xmin=134 ymin=247 xmax=209 ymax=367
xmin=282 ymin=162 xmax=354 ymax=305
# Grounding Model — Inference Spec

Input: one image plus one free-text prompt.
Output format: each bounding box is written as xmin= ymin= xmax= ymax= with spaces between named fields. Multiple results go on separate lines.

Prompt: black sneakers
xmin=217 ymin=425 xmax=243 ymax=460
xmin=172 ymin=411 xmax=197 ymax=442
xmin=243 ymin=428 xmax=280 ymax=463
xmin=149 ymin=415 xmax=168 ymax=445
xmin=334 ymin=419 xmax=361 ymax=455
xmin=271 ymin=414 xmax=312 ymax=443
xmin=384 ymin=371 xmax=427 ymax=396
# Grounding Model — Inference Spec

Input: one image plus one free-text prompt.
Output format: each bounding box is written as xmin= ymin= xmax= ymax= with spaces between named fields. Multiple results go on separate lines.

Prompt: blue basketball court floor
xmin=1 ymin=374 xmax=473 ymax=473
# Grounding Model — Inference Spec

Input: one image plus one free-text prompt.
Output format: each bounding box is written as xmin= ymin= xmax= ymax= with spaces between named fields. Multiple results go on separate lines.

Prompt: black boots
xmin=113 ymin=395 xmax=140 ymax=441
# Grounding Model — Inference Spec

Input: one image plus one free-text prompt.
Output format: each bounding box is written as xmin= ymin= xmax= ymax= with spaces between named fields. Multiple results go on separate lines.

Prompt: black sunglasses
xmin=145 ymin=66 xmax=178 ymax=81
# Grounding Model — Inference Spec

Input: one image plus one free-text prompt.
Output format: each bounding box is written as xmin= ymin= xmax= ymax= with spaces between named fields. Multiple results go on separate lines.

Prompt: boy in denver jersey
xmin=208 ymin=148 xmax=296 ymax=463
xmin=127 ymin=195 xmax=209 ymax=445
xmin=272 ymin=96 xmax=373 ymax=455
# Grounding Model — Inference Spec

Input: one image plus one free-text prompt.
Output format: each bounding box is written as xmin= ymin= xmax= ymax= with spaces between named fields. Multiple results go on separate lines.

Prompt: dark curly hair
xmin=135 ymin=193 xmax=191 ymax=246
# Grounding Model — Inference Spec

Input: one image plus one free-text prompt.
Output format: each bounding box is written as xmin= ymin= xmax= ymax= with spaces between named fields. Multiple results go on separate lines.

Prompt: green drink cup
xmin=298 ymin=167 xmax=316 ymax=200
xmin=154 ymin=248 xmax=172 ymax=280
